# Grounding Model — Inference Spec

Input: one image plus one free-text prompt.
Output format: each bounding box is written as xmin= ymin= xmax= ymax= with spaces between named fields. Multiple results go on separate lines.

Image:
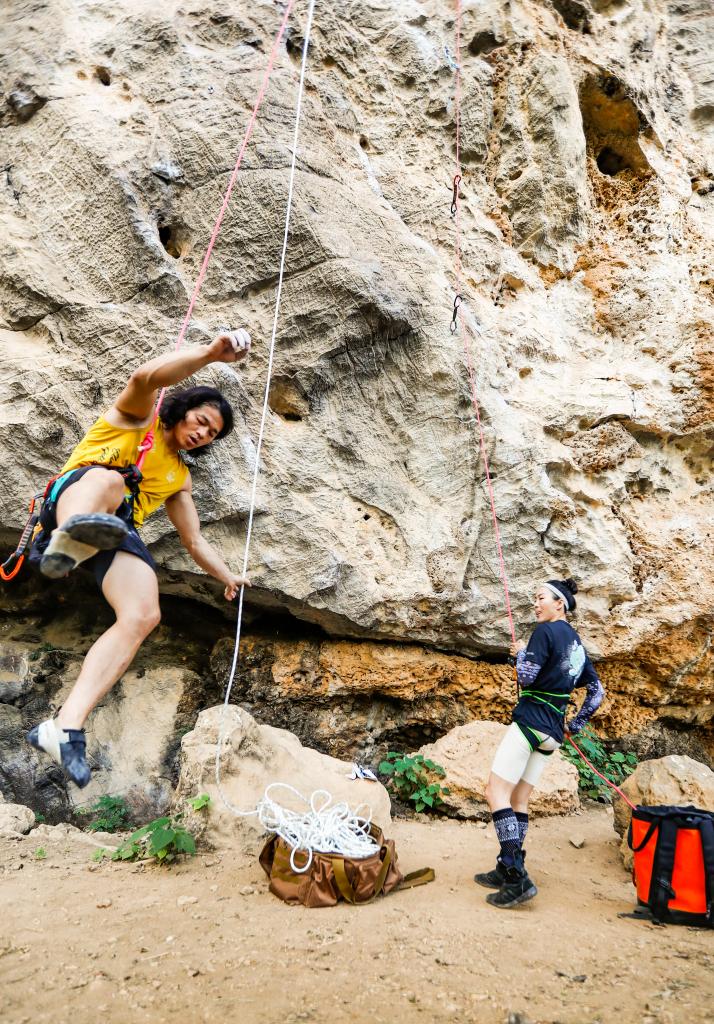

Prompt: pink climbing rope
xmin=567 ymin=736 xmax=638 ymax=810
xmin=136 ymin=0 xmax=297 ymax=470
xmin=451 ymin=0 xmax=516 ymax=647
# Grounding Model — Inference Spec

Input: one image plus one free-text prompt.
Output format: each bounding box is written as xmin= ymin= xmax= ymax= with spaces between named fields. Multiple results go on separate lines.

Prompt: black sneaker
xmin=27 ymin=719 xmax=92 ymax=788
xmin=485 ymin=863 xmax=537 ymax=909
xmin=474 ymin=859 xmax=509 ymax=889
xmin=474 ymin=851 xmax=527 ymax=889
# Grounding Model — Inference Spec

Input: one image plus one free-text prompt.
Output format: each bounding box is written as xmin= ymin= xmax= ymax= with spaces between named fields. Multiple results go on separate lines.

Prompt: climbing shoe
xmin=26 ymin=719 xmax=92 ymax=788
xmin=485 ymin=863 xmax=537 ymax=909
xmin=474 ymin=851 xmax=527 ymax=889
xmin=40 ymin=512 xmax=127 ymax=579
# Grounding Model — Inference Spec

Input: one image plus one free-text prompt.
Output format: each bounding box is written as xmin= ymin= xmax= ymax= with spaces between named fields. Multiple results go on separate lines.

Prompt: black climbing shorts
xmin=29 ymin=465 xmax=157 ymax=590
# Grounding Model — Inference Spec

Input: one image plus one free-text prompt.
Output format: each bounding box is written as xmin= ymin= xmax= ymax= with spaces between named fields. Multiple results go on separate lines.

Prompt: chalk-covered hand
xmin=509 ymin=640 xmax=526 ymax=658
xmin=208 ymin=329 xmax=251 ymax=364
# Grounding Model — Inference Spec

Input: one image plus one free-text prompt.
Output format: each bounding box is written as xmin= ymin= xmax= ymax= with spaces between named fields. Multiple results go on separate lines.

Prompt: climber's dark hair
xmin=545 ymin=577 xmax=578 ymax=612
xmin=160 ymin=386 xmax=234 ymax=457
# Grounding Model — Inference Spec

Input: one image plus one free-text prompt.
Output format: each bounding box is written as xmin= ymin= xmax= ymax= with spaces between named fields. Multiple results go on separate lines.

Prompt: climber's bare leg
xmin=56 ymin=552 xmax=161 ymax=729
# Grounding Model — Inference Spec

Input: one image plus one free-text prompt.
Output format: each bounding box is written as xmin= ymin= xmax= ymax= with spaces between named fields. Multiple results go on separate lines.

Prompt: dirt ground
xmin=1 ymin=805 xmax=711 ymax=1024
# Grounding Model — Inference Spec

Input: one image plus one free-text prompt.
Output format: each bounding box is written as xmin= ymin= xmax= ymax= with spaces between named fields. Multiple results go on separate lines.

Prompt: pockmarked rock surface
xmin=1 ymin=0 xmax=713 ymax=784
xmin=416 ymin=720 xmax=580 ymax=819
xmin=612 ymin=753 xmax=714 ymax=868
xmin=174 ymin=705 xmax=392 ymax=848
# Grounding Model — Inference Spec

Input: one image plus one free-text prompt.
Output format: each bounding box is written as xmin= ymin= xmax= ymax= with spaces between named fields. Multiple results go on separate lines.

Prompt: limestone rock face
xmin=416 ymin=721 xmax=580 ymax=819
xmin=0 ymin=801 xmax=35 ymax=835
xmin=174 ymin=705 xmax=392 ymax=848
xmin=1 ymin=1 xmax=713 ymax=773
xmin=612 ymin=754 xmax=714 ymax=868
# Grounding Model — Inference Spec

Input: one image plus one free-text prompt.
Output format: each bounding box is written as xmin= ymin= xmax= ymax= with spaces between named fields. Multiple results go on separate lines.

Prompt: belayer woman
xmin=26 ymin=330 xmax=252 ymax=788
xmin=475 ymin=578 xmax=605 ymax=908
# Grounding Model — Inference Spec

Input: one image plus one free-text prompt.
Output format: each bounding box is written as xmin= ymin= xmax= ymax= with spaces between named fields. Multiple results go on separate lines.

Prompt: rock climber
xmin=26 ymin=329 xmax=252 ymax=789
xmin=474 ymin=578 xmax=605 ymax=908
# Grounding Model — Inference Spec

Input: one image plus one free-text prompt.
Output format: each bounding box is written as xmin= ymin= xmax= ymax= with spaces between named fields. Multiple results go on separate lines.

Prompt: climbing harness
xmin=448 ymin=0 xmax=518 ymax=689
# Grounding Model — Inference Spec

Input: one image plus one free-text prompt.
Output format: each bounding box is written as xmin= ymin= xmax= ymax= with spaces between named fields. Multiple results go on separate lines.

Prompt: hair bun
xmin=563 ymin=577 xmax=578 ymax=595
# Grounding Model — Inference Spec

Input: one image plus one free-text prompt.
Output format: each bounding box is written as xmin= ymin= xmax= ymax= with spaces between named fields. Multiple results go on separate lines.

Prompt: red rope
xmin=136 ymin=0 xmax=297 ymax=470
xmin=451 ymin=1 xmax=516 ymax=647
xmin=566 ymin=736 xmax=637 ymax=810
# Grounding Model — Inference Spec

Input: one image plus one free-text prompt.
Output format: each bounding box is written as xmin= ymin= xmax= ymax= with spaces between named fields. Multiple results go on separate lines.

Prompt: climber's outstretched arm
xmin=165 ymin=477 xmax=250 ymax=601
xmin=109 ymin=329 xmax=251 ymax=426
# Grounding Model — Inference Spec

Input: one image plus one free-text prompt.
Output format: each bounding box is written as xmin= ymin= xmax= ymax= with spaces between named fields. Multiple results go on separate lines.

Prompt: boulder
xmin=612 ymin=754 xmax=714 ymax=869
xmin=174 ymin=705 xmax=392 ymax=849
xmin=416 ymin=721 xmax=580 ymax=820
xmin=0 ymin=802 xmax=35 ymax=835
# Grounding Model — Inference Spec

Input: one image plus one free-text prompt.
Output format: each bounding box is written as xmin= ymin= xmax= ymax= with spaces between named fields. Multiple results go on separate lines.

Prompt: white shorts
xmin=490 ymin=722 xmax=561 ymax=786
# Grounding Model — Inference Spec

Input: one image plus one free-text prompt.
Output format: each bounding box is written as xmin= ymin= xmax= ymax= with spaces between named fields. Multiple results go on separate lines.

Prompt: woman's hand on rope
xmin=509 ymin=640 xmax=526 ymax=658
xmin=224 ymin=572 xmax=252 ymax=601
xmin=208 ymin=329 xmax=251 ymax=364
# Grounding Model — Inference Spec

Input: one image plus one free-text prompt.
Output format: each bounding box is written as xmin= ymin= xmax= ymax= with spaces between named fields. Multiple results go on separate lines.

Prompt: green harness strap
xmin=520 ymin=689 xmax=570 ymax=717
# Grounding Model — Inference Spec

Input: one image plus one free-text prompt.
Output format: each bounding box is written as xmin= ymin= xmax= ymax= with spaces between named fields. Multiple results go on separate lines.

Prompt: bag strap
xmin=628 ymin=818 xmax=659 ymax=854
xmin=648 ymin=816 xmax=679 ymax=922
xmin=332 ymin=846 xmax=394 ymax=906
xmin=398 ymin=867 xmax=436 ymax=889
xmin=698 ymin=816 xmax=714 ymax=928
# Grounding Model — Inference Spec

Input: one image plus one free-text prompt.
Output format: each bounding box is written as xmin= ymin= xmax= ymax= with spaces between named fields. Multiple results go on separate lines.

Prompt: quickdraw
xmin=450 ymin=173 xmax=461 ymax=216
xmin=0 ymin=493 xmax=43 ymax=581
xmin=449 ymin=293 xmax=462 ymax=334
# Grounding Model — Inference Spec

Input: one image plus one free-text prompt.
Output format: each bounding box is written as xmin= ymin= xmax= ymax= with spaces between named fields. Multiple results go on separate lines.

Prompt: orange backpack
xmin=628 ymin=805 xmax=714 ymax=927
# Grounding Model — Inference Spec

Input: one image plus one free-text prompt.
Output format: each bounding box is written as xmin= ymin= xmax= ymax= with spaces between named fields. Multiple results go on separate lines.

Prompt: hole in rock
xmin=552 ymin=0 xmax=592 ymax=33
xmin=596 ymin=146 xmax=629 ymax=176
xmin=76 ymin=69 xmax=87 ymax=80
xmin=268 ymin=377 xmax=308 ymax=422
xmin=158 ymin=221 xmax=190 ymax=259
xmin=468 ymin=30 xmax=504 ymax=56
xmin=359 ymin=135 xmax=369 ymax=150
xmin=94 ymin=66 xmax=111 ymax=86
xmin=579 ymin=73 xmax=652 ymax=180
xmin=363 ymin=513 xmax=371 ymax=521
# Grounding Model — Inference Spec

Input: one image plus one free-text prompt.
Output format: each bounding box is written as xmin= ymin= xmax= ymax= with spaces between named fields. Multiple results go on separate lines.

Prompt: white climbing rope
xmin=211 ymin=0 xmax=379 ymax=863
xmin=255 ymin=785 xmax=378 ymax=872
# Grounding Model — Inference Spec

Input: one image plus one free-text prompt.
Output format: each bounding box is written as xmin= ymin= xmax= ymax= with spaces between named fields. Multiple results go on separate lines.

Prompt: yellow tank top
xmin=61 ymin=416 xmax=189 ymax=527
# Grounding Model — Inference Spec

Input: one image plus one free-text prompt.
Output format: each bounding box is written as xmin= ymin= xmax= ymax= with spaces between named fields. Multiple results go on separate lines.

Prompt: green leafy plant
xmin=34 ymin=847 xmax=47 ymax=860
xmin=29 ymin=642 xmax=55 ymax=662
xmin=562 ymin=726 xmax=638 ymax=802
xmin=95 ymin=794 xmax=212 ymax=865
xmin=79 ymin=794 xmax=132 ymax=833
xmin=378 ymin=752 xmax=450 ymax=813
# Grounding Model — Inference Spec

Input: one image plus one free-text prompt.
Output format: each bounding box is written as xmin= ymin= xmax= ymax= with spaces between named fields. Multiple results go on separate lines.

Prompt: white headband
xmin=542 ymin=582 xmax=572 ymax=610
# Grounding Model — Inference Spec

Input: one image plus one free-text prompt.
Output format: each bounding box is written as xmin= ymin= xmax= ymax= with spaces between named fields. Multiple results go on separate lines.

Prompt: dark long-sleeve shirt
xmin=513 ymin=620 xmax=605 ymax=744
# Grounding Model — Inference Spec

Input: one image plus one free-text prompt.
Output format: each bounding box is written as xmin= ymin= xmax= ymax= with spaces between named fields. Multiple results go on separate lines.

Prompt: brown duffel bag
xmin=259 ymin=823 xmax=435 ymax=907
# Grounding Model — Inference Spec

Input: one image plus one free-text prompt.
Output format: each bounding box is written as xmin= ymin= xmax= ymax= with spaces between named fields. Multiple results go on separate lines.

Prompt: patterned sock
xmin=515 ymin=811 xmax=529 ymax=847
xmin=492 ymin=808 xmax=522 ymax=866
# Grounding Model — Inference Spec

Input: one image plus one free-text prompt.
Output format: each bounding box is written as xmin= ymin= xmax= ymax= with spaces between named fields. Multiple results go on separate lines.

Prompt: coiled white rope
xmin=256 ymin=785 xmax=379 ymax=872
xmin=209 ymin=0 xmax=379 ymax=867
